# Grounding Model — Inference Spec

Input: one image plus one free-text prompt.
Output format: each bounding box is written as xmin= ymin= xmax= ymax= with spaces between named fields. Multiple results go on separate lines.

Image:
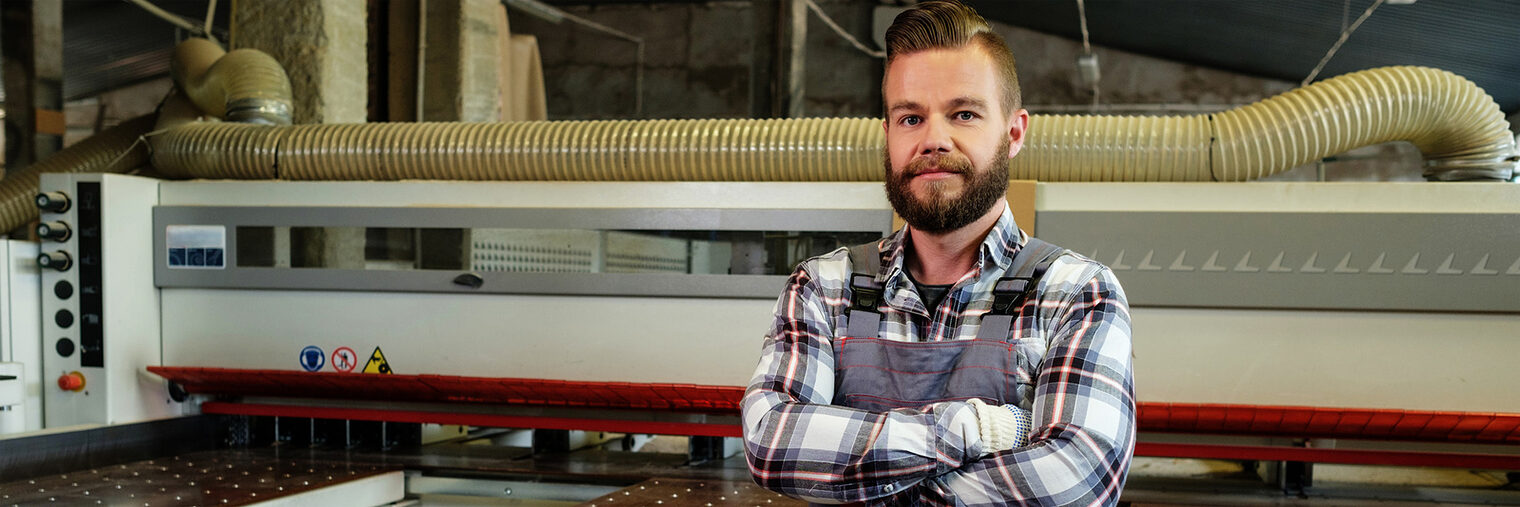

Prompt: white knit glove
xmin=968 ymin=398 xmax=1033 ymax=455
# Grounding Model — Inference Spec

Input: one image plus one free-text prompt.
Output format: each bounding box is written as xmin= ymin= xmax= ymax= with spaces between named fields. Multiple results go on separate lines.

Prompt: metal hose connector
xmin=171 ymin=38 xmax=293 ymax=125
xmin=0 ymin=115 xmax=156 ymax=233
xmin=149 ymin=66 xmax=1513 ymax=183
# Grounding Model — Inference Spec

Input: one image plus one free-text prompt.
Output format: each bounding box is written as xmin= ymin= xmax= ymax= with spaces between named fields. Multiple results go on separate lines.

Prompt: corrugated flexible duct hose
xmin=0 ymin=116 xmax=156 ymax=233
xmin=1016 ymin=66 xmax=1516 ymax=181
xmin=171 ymin=38 xmax=293 ymax=126
xmin=150 ymin=66 xmax=1515 ymax=182
xmin=0 ymin=39 xmax=294 ymax=233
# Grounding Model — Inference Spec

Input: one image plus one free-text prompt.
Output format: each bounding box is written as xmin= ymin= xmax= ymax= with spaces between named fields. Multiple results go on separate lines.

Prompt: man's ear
xmin=1006 ymin=109 xmax=1030 ymax=158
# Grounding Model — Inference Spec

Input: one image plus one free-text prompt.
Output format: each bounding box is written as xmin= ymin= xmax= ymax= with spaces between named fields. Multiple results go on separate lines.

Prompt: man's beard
xmin=884 ymin=139 xmax=1010 ymax=234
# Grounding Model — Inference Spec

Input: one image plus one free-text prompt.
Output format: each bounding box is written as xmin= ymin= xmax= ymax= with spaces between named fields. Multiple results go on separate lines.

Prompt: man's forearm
xmin=742 ymin=383 xmax=987 ymax=503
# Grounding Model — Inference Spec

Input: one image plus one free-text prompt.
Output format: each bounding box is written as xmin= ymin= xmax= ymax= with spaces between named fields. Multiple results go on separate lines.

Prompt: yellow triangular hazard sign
xmin=362 ymin=347 xmax=393 ymax=374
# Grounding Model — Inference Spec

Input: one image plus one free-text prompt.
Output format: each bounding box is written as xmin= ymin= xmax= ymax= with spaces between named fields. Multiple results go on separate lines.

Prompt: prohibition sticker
xmin=331 ymin=347 xmax=358 ymax=373
xmin=362 ymin=347 xmax=393 ymax=374
xmin=299 ymin=345 xmax=325 ymax=372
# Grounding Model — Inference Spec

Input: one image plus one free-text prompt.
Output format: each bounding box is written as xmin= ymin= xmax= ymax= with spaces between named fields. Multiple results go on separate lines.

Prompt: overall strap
xmin=843 ymin=243 xmax=885 ymax=339
xmin=974 ymin=237 xmax=1068 ymax=340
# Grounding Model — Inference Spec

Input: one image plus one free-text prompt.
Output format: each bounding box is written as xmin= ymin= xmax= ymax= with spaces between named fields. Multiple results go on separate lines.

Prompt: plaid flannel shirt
xmin=741 ymin=204 xmax=1136 ymax=506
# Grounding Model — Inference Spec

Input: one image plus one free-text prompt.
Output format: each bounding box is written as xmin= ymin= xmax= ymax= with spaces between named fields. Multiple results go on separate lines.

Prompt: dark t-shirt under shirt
xmin=905 ymin=269 xmax=953 ymax=312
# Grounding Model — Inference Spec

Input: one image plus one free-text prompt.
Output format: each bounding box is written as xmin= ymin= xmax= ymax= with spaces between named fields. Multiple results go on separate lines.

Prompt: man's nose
xmin=919 ymin=117 xmax=952 ymax=155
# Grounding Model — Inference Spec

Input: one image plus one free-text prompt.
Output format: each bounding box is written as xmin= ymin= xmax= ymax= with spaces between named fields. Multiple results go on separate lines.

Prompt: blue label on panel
xmin=166 ymin=225 xmax=227 ymax=270
xmin=299 ymin=346 xmax=325 ymax=372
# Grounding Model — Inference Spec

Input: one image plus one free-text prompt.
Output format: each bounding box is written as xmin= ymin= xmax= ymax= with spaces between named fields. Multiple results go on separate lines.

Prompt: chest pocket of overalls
xmin=832 ymin=333 xmax=1036 ymax=413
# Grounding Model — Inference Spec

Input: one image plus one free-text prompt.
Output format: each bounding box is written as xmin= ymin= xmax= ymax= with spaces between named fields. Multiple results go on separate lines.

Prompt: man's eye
xmin=955 ymin=111 xmax=977 ymax=121
xmin=901 ymin=116 xmax=921 ymax=126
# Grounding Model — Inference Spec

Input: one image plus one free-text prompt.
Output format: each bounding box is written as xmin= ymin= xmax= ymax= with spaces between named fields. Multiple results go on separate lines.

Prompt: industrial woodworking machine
xmin=2 ymin=173 xmax=1519 ymax=504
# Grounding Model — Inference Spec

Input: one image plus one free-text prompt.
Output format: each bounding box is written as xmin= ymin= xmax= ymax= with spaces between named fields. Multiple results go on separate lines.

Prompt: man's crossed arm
xmin=740 ymin=265 xmax=1135 ymax=506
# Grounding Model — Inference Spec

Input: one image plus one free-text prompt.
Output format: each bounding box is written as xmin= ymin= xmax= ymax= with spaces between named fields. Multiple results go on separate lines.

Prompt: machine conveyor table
xmin=0 ymin=449 xmax=403 ymax=506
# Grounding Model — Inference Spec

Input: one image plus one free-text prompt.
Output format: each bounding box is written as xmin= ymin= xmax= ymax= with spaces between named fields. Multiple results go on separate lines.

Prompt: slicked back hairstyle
xmin=884 ymin=0 xmax=1022 ymax=113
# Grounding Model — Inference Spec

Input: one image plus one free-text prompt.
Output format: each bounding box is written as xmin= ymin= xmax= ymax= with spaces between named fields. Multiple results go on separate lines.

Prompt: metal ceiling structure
xmin=968 ymin=0 xmax=1520 ymax=114
xmin=29 ymin=0 xmax=1520 ymax=118
xmin=59 ymin=0 xmax=228 ymax=101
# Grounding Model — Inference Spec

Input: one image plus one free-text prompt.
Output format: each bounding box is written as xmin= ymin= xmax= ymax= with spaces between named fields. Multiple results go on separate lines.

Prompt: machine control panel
xmin=39 ymin=174 xmax=171 ymax=427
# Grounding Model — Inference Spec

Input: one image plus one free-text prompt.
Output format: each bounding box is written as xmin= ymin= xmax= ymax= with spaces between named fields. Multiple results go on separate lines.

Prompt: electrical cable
xmin=125 ymin=0 xmax=204 ymax=35
xmin=506 ymin=1 xmax=646 ymax=116
xmin=204 ymin=0 xmax=219 ymax=44
xmin=803 ymin=0 xmax=885 ymax=59
xmin=1302 ymin=0 xmax=1385 ymax=86
xmin=1075 ymin=0 xmax=1099 ymax=106
xmin=1076 ymin=0 xmax=1092 ymax=55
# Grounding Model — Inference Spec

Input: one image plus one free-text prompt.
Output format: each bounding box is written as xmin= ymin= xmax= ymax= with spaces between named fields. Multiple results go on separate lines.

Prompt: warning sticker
xmin=331 ymin=347 xmax=358 ymax=373
xmin=299 ymin=345 xmax=325 ymax=372
xmin=362 ymin=347 xmax=393 ymax=374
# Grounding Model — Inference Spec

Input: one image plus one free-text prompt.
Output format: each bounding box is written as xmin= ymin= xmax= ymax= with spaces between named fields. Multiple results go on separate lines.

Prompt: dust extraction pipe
xmin=151 ymin=65 xmax=1515 ymax=183
xmin=170 ymin=38 xmax=293 ymax=125
xmin=0 ymin=115 xmax=156 ymax=233
xmin=3 ymin=55 xmax=1515 ymax=232
xmin=0 ymin=38 xmax=291 ymax=234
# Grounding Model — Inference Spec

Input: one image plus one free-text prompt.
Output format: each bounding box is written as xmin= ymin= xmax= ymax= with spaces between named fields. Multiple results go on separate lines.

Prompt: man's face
xmin=882 ymin=45 xmax=1026 ymax=233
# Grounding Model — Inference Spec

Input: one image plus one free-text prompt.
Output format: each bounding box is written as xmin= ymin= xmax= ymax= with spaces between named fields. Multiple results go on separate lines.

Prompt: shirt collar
xmin=875 ymin=203 xmax=1027 ymax=290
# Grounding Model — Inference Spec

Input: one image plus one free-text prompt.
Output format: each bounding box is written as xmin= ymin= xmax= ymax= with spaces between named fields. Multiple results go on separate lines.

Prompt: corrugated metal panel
xmin=61 ymin=0 xmax=227 ymax=101
xmin=969 ymin=0 xmax=1520 ymax=113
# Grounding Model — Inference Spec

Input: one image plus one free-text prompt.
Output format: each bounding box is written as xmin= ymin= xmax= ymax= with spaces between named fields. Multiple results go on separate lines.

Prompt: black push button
xmin=56 ymin=338 xmax=75 ymax=357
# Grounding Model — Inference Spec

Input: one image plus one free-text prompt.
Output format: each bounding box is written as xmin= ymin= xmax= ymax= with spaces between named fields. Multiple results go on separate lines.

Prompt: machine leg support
xmin=219 ymin=415 xmax=419 ymax=450
xmin=533 ymin=429 xmax=571 ymax=453
xmin=688 ymin=436 xmax=740 ymax=464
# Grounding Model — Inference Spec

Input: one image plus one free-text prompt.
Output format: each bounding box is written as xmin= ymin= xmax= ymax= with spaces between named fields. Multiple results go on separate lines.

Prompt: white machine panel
xmin=39 ymin=174 xmax=175 ymax=427
xmin=1132 ymin=308 xmax=1520 ymax=413
xmin=162 ymin=290 xmax=773 ymax=386
xmin=0 ymin=240 xmax=41 ymax=434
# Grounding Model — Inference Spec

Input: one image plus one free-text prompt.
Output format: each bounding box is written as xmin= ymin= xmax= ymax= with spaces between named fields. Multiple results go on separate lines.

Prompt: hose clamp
xmin=226 ymin=98 xmax=293 ymax=125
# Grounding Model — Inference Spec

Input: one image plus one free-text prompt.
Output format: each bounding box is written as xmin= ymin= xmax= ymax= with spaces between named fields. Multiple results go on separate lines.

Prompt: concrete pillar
xmin=751 ymin=0 xmax=806 ymax=118
xmin=2 ymin=0 xmax=64 ymax=172
xmin=233 ymin=0 xmax=367 ymax=124
xmin=421 ymin=0 xmax=503 ymax=122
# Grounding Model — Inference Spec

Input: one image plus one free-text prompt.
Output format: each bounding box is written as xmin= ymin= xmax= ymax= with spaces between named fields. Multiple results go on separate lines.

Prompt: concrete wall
xmin=63 ymin=78 xmax=172 ymax=147
xmin=420 ymin=0 xmax=505 ymax=122
xmin=511 ymin=1 xmax=1298 ymax=120
xmin=233 ymin=0 xmax=367 ymax=124
xmin=514 ymin=2 xmax=754 ymax=119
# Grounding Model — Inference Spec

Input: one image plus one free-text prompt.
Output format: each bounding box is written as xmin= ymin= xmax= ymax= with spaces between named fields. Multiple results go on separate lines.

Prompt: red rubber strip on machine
xmin=155 ymin=367 xmax=1520 ymax=467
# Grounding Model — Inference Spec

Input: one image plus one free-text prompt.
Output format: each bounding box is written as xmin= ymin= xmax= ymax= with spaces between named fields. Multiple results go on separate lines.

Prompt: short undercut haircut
xmin=884 ymin=0 xmax=1022 ymax=113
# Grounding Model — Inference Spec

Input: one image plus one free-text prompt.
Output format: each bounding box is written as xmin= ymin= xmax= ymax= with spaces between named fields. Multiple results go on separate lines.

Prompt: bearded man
xmin=740 ymin=1 xmax=1135 ymax=505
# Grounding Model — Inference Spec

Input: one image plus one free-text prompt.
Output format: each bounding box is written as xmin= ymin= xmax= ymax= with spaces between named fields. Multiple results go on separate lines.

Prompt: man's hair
xmin=884 ymin=0 xmax=1022 ymax=113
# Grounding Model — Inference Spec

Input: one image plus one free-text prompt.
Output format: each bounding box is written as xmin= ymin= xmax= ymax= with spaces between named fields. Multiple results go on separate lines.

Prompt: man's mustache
xmin=905 ymin=154 xmax=973 ymax=176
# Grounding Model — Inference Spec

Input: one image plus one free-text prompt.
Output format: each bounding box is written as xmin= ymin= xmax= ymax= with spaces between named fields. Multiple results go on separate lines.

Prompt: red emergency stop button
xmin=58 ymin=371 xmax=86 ymax=392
